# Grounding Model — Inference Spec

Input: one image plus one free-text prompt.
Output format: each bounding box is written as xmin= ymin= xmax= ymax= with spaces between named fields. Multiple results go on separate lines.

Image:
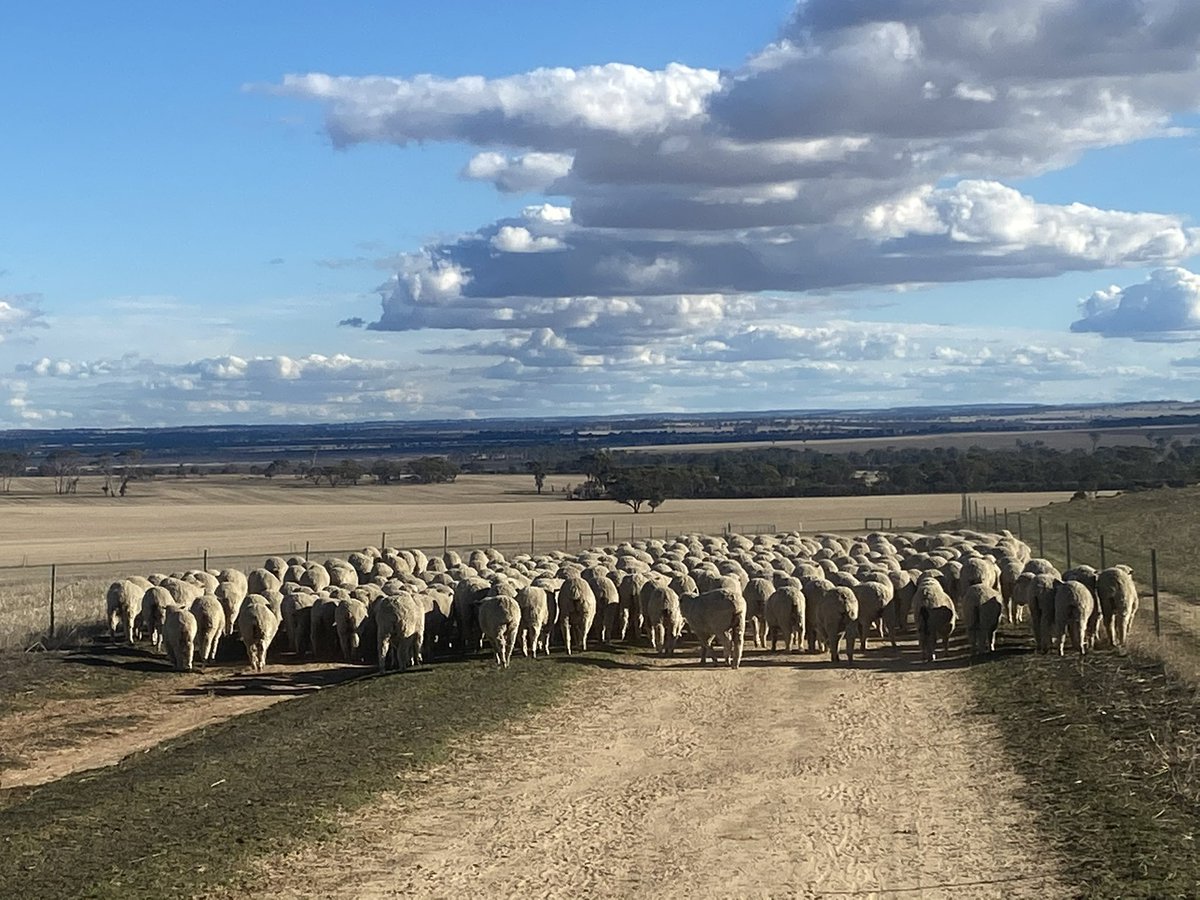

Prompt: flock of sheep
xmin=102 ymin=528 xmax=1140 ymax=674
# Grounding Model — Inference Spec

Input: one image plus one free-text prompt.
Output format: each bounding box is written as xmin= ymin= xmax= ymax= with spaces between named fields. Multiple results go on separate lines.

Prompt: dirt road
xmin=247 ymin=653 xmax=1070 ymax=899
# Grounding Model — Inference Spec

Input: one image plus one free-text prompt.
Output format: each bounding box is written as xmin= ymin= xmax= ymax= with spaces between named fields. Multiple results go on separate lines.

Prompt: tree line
xmin=558 ymin=440 xmax=1200 ymax=511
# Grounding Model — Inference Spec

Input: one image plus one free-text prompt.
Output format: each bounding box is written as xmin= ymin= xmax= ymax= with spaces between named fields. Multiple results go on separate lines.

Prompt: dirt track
xmin=246 ymin=654 xmax=1070 ymax=899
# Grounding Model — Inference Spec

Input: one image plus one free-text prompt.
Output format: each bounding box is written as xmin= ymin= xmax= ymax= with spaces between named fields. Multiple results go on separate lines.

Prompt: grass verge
xmin=0 ymin=652 xmax=592 ymax=899
xmin=0 ymin=647 xmax=144 ymax=716
xmin=967 ymin=635 xmax=1200 ymax=899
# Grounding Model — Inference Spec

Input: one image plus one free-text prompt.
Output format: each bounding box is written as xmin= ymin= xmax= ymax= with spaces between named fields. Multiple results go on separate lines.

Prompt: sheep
xmin=140 ymin=586 xmax=176 ymax=650
xmin=742 ymin=577 xmax=774 ymax=649
xmin=190 ymin=594 xmax=226 ymax=663
xmin=478 ymin=593 xmax=521 ymax=669
xmin=451 ymin=576 xmax=491 ymax=655
xmin=851 ymin=580 xmax=893 ymax=651
xmin=679 ymin=588 xmax=746 ymax=668
xmin=514 ymin=585 xmax=550 ymax=659
xmin=1028 ymin=574 xmax=1059 ymax=654
xmin=802 ymin=578 xmax=834 ymax=653
xmin=961 ymin=584 xmax=1003 ymax=656
xmin=374 ymin=594 xmax=424 ymax=674
xmin=236 ymin=595 xmax=280 ymax=672
xmin=557 ymin=576 xmax=596 ymax=656
xmin=281 ymin=591 xmax=317 ymax=656
xmin=913 ymin=578 xmax=955 ymax=663
xmin=616 ymin=571 xmax=647 ymax=642
xmin=159 ymin=576 xmax=203 ymax=607
xmin=764 ymin=585 xmax=805 ymax=653
xmin=246 ymin=568 xmax=282 ymax=596
xmin=163 ymin=606 xmax=198 ymax=672
xmin=814 ymin=585 xmax=858 ymax=664
xmin=584 ymin=568 xmax=621 ymax=643
xmin=335 ymin=598 xmax=370 ymax=662
xmin=1096 ymin=566 xmax=1138 ymax=650
xmin=640 ymin=579 xmax=683 ymax=655
xmin=309 ymin=595 xmax=339 ymax=658
xmin=105 ymin=580 xmax=141 ymax=644
xmin=1053 ymin=580 xmax=1095 ymax=656
xmin=214 ymin=581 xmax=248 ymax=637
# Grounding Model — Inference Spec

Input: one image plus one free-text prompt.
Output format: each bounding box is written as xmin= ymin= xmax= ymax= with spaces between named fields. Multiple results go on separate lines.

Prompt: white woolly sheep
xmin=190 ymin=594 xmax=226 ymax=663
xmin=514 ymin=585 xmax=550 ymax=659
xmin=1028 ymin=574 xmax=1059 ymax=654
xmin=557 ymin=576 xmax=597 ymax=656
xmin=106 ymin=580 xmax=141 ymax=644
xmin=640 ymin=579 xmax=683 ymax=655
xmin=913 ymin=579 xmax=955 ymax=663
xmin=236 ymin=595 xmax=280 ymax=672
xmin=1053 ymin=580 xmax=1095 ymax=656
xmin=961 ymin=584 xmax=1003 ymax=656
xmin=140 ymin=586 xmax=176 ymax=650
xmin=742 ymin=577 xmax=774 ymax=649
xmin=374 ymin=594 xmax=424 ymax=674
xmin=478 ymin=593 xmax=521 ymax=669
xmin=764 ymin=585 xmax=805 ymax=653
xmin=281 ymin=591 xmax=317 ymax=656
xmin=214 ymin=581 xmax=248 ymax=637
xmin=679 ymin=587 xmax=746 ymax=669
xmin=814 ymin=585 xmax=858 ymax=664
xmin=163 ymin=606 xmax=198 ymax=672
xmin=334 ymin=597 xmax=369 ymax=662
xmin=851 ymin=580 xmax=893 ymax=651
xmin=1096 ymin=566 xmax=1138 ymax=650
xmin=246 ymin=568 xmax=282 ymax=596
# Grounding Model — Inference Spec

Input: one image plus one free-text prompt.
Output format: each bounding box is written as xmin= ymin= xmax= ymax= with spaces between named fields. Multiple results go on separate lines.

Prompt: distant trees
xmin=42 ymin=450 xmax=82 ymax=495
xmin=407 ymin=457 xmax=459 ymax=484
xmin=606 ymin=467 xmax=674 ymax=513
xmin=264 ymin=459 xmax=292 ymax=479
xmin=0 ymin=451 xmax=26 ymax=492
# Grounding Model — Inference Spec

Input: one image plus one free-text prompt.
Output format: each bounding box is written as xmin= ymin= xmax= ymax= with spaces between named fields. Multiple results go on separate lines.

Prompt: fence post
xmin=1003 ymin=508 xmax=1009 ymax=531
xmin=381 ymin=531 xmax=387 ymax=550
xmin=202 ymin=549 xmax=208 ymax=571
xmin=974 ymin=501 xmax=980 ymax=524
xmin=1151 ymin=548 xmax=1160 ymax=638
xmin=443 ymin=526 xmax=448 ymax=555
xmin=530 ymin=518 xmax=535 ymax=554
xmin=993 ymin=508 xmax=999 ymax=532
xmin=1038 ymin=517 xmax=1044 ymax=558
xmin=48 ymin=564 xmax=56 ymax=643
xmin=1065 ymin=522 xmax=1072 ymax=569
xmin=564 ymin=519 xmax=569 ymax=551
xmin=304 ymin=540 xmax=310 ymax=561
xmin=489 ymin=523 xmax=494 ymax=548
xmin=1099 ymin=534 xmax=1106 ymax=570
xmin=1016 ymin=512 xmax=1023 ymax=540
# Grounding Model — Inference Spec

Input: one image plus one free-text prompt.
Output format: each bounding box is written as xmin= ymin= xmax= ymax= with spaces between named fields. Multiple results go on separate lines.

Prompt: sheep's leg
xmin=562 ymin=619 xmax=572 ymax=657
xmin=731 ymin=629 xmax=744 ymax=669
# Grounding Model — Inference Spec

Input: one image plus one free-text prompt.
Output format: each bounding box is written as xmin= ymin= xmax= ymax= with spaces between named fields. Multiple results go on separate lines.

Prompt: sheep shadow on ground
xmin=61 ymin=645 xmax=172 ymax=675
xmin=179 ymin=665 xmax=368 ymax=698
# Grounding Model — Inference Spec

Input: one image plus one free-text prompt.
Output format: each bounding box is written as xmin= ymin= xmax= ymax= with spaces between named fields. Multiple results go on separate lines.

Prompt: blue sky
xmin=2 ymin=1 xmax=1200 ymax=426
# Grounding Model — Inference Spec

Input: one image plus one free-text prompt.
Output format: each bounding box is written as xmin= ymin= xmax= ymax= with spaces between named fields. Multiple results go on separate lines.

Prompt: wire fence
xmin=962 ymin=496 xmax=1200 ymax=647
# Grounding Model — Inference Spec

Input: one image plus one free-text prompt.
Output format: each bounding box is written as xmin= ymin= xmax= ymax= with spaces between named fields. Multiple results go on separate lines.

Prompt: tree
xmin=115 ymin=449 xmax=143 ymax=497
xmin=607 ymin=467 xmax=672 ymax=513
xmin=371 ymin=458 xmax=406 ymax=485
xmin=527 ymin=459 xmax=547 ymax=494
xmin=0 ymin=450 xmax=27 ymax=492
xmin=325 ymin=458 xmax=364 ymax=487
xmin=407 ymin=456 xmax=460 ymax=484
xmin=43 ymin=450 xmax=82 ymax=495
xmin=264 ymin=459 xmax=292 ymax=479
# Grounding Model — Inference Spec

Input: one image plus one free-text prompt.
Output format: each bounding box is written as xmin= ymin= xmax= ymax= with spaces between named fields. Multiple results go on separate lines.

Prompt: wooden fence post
xmin=530 ymin=518 xmax=535 ymax=554
xmin=202 ymin=549 xmax=208 ymax=571
xmin=1003 ymin=508 xmax=1009 ymax=531
xmin=1099 ymin=534 xmax=1106 ymax=570
xmin=564 ymin=519 xmax=569 ymax=551
xmin=1065 ymin=522 xmax=1072 ymax=569
xmin=443 ymin=526 xmax=448 ymax=555
xmin=489 ymin=523 xmax=494 ymax=548
xmin=1152 ymin=548 xmax=1160 ymax=638
xmin=1038 ymin=517 xmax=1044 ymax=558
xmin=49 ymin=563 xmax=56 ymax=639
xmin=381 ymin=531 xmax=387 ymax=550
xmin=1016 ymin=512 xmax=1023 ymax=540
xmin=304 ymin=540 xmax=310 ymax=561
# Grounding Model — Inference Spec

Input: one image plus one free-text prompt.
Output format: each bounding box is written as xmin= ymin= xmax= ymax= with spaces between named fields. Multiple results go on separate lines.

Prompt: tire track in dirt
xmin=242 ymin=652 xmax=1071 ymax=899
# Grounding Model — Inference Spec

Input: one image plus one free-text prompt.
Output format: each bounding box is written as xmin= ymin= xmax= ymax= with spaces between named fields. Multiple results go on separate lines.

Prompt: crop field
xmin=1 ymin=477 xmax=1198 ymax=898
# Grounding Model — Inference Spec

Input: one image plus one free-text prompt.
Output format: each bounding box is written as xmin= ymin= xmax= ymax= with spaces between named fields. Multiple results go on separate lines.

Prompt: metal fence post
xmin=1065 ymin=522 xmax=1072 ymax=569
xmin=1038 ymin=517 xmax=1044 ymax=558
xmin=1099 ymin=534 xmax=1106 ymax=570
xmin=1152 ymin=548 xmax=1160 ymax=638
xmin=49 ymin=563 xmax=56 ymax=639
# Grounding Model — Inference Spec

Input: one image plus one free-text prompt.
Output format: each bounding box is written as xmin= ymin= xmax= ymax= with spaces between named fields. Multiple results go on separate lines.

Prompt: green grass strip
xmin=967 ymin=642 xmax=1200 ymax=899
xmin=0 ymin=654 xmax=590 ymax=899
